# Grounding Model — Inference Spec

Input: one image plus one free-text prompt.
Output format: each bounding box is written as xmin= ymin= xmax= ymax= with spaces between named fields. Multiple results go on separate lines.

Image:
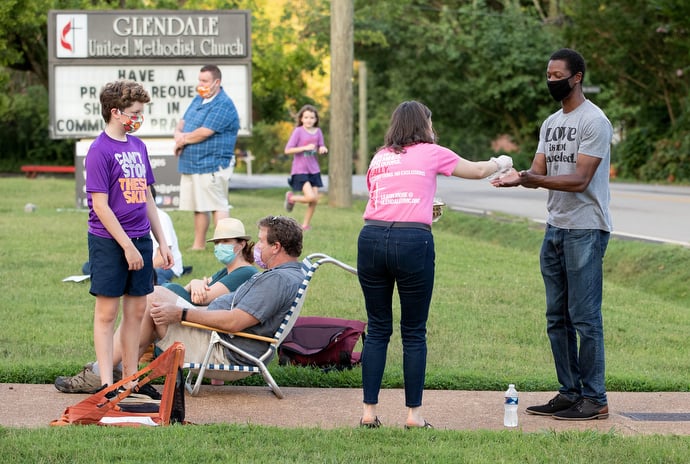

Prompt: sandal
xmin=404 ymin=420 xmax=433 ymax=429
xmin=359 ymin=417 xmax=382 ymax=428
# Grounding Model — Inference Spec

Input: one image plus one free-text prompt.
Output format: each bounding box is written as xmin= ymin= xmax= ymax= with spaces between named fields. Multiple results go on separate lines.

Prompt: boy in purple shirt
xmin=85 ymin=80 xmax=173 ymax=392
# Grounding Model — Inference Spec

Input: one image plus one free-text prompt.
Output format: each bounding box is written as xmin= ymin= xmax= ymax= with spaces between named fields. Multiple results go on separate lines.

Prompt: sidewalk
xmin=3 ymin=383 xmax=690 ymax=435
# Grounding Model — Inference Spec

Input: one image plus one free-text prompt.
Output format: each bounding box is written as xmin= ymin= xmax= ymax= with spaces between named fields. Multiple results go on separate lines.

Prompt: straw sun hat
xmin=206 ymin=218 xmax=252 ymax=242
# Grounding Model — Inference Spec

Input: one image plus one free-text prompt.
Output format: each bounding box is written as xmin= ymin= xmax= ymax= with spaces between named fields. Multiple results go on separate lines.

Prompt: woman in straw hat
xmin=162 ymin=217 xmax=258 ymax=306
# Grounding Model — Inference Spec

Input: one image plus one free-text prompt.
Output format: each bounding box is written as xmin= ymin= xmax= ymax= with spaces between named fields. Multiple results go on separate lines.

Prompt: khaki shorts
xmin=156 ymin=323 xmax=227 ymax=365
xmin=179 ymin=164 xmax=234 ymax=212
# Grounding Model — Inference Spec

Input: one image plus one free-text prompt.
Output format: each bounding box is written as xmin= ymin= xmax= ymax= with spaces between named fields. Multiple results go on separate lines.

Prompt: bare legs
xmin=108 ymin=286 xmax=181 ymax=380
xmin=94 ymin=296 xmax=119 ymax=387
xmin=192 ymin=209 xmax=229 ymax=249
xmin=119 ymin=295 xmax=147 ymax=388
xmin=290 ymin=183 xmax=320 ymax=229
xmin=94 ymin=294 xmax=146 ymax=388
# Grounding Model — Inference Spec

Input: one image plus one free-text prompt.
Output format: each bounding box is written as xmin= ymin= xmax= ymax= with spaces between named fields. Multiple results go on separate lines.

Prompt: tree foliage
xmin=1 ymin=0 xmax=689 ymax=181
xmin=563 ymin=0 xmax=690 ymax=180
xmin=0 ymin=0 xmax=328 ymax=171
xmin=352 ymin=0 xmax=560 ymax=167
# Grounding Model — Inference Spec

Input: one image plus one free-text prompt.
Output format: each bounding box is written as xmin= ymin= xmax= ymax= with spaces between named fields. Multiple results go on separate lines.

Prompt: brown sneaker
xmin=525 ymin=393 xmax=579 ymax=416
xmin=553 ymin=398 xmax=609 ymax=421
xmin=54 ymin=362 xmax=122 ymax=394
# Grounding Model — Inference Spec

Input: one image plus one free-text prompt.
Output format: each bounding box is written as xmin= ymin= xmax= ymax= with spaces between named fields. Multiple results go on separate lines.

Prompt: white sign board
xmin=52 ymin=64 xmax=250 ymax=138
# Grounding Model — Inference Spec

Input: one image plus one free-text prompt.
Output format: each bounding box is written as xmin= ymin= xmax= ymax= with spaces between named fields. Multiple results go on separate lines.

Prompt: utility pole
xmin=356 ymin=61 xmax=368 ymax=175
xmin=329 ymin=0 xmax=354 ymax=207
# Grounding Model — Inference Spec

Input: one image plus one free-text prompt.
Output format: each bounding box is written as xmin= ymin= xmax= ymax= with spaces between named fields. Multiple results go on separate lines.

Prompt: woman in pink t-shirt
xmin=357 ymin=100 xmax=512 ymax=430
xmin=283 ymin=104 xmax=328 ymax=231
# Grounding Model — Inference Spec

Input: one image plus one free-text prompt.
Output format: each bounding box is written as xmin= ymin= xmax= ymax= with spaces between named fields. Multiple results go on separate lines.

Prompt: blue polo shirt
xmin=178 ymin=88 xmax=239 ymax=174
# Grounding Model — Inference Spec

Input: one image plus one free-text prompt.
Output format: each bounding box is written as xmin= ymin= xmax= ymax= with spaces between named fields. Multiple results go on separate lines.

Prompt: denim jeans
xmin=357 ymin=225 xmax=435 ymax=408
xmin=155 ymin=267 xmax=176 ymax=285
xmin=540 ymin=225 xmax=610 ymax=405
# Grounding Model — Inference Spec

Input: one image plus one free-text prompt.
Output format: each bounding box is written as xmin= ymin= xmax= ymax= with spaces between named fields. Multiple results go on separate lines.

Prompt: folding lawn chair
xmin=181 ymin=253 xmax=357 ymax=398
xmin=51 ymin=342 xmax=186 ymax=427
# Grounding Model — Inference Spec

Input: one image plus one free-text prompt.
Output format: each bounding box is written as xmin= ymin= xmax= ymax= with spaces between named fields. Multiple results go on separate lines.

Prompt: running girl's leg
xmin=301 ymin=184 xmax=319 ymax=229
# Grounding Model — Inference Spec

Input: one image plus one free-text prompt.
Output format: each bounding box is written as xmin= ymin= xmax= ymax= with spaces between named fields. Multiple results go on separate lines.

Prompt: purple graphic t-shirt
xmin=85 ymin=132 xmax=155 ymax=239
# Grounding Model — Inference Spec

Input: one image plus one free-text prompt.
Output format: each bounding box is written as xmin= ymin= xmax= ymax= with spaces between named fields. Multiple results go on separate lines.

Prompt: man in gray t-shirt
xmin=207 ymin=262 xmax=304 ymax=363
xmin=150 ymin=215 xmax=305 ymax=366
xmin=493 ymin=48 xmax=613 ymax=421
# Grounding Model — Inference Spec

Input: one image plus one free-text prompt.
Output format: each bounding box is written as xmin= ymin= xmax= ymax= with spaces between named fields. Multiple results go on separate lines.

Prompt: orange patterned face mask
xmin=119 ymin=110 xmax=143 ymax=134
xmin=196 ymin=81 xmax=218 ymax=99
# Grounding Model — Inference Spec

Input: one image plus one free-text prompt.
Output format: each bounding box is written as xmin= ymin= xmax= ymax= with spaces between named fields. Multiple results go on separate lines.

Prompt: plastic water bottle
xmin=504 ymin=384 xmax=519 ymax=427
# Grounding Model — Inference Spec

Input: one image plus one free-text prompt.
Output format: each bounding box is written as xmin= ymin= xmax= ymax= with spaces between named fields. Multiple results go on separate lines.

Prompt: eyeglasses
xmin=119 ymin=110 xmax=143 ymax=120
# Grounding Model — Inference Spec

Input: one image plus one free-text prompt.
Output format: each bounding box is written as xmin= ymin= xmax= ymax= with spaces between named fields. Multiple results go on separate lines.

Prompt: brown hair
xmin=200 ymin=64 xmax=222 ymax=81
xmin=296 ymin=104 xmax=320 ymax=127
xmin=382 ymin=100 xmax=435 ymax=153
xmin=99 ymin=80 xmax=150 ymax=123
xmin=257 ymin=216 xmax=303 ymax=257
xmin=239 ymin=239 xmax=255 ymax=263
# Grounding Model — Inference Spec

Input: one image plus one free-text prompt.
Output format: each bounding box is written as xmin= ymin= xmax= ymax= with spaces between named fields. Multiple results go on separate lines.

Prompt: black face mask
xmin=547 ymin=75 xmax=573 ymax=102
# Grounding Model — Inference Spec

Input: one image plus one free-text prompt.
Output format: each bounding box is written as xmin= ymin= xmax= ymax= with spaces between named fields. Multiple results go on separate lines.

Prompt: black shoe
xmin=103 ymin=385 xmax=122 ymax=400
xmin=553 ymin=398 xmax=609 ymax=421
xmin=182 ymin=266 xmax=193 ymax=276
xmin=132 ymin=382 xmax=162 ymax=401
xmin=525 ymin=393 xmax=579 ymax=416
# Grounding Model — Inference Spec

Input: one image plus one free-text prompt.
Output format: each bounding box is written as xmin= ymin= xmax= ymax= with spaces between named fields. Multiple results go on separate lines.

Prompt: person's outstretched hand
xmin=492 ymin=155 xmax=513 ymax=172
xmin=487 ymin=155 xmax=513 ymax=180
xmin=491 ymin=168 xmax=521 ymax=187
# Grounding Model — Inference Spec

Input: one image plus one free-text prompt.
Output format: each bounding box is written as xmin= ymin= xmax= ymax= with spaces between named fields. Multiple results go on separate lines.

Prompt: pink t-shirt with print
xmin=363 ymin=143 xmax=460 ymax=225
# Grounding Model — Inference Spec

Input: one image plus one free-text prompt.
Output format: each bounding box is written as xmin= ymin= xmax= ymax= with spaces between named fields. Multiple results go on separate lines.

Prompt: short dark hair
xmin=257 ymin=216 xmax=303 ymax=257
xmin=550 ymin=48 xmax=586 ymax=83
xmin=99 ymin=80 xmax=150 ymax=123
xmin=383 ymin=100 xmax=435 ymax=153
xmin=296 ymin=104 xmax=320 ymax=127
xmin=200 ymin=64 xmax=222 ymax=81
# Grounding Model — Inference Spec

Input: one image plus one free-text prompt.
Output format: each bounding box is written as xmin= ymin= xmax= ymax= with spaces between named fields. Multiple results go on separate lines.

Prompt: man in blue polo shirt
xmin=174 ymin=64 xmax=240 ymax=250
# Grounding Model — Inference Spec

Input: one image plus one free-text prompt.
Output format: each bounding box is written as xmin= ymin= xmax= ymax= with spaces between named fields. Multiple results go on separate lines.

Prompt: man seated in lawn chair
xmin=55 ymin=216 xmax=304 ymax=395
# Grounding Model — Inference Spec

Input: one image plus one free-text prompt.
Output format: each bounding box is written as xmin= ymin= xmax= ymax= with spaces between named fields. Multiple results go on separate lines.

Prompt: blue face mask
xmin=214 ymin=243 xmax=237 ymax=265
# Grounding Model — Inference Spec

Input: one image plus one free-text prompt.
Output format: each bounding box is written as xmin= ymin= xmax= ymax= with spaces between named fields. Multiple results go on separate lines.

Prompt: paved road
xmin=231 ymin=174 xmax=690 ymax=247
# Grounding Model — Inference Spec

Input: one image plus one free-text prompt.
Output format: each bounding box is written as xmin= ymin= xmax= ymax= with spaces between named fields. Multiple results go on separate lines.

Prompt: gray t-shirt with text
xmin=536 ymin=99 xmax=613 ymax=231
xmin=208 ymin=261 xmax=304 ymax=364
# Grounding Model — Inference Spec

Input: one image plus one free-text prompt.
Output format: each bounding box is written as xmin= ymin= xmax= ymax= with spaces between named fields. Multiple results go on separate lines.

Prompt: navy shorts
xmin=88 ymin=233 xmax=154 ymax=297
xmin=289 ymin=173 xmax=323 ymax=191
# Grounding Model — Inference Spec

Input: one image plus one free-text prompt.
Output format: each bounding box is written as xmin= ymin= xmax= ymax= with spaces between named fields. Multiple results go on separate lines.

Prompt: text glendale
xmin=113 ymin=16 xmax=220 ymax=37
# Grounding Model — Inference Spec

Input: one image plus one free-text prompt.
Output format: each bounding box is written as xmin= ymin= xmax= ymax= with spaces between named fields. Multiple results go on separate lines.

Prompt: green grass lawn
xmin=1 ymin=176 xmax=689 ymax=462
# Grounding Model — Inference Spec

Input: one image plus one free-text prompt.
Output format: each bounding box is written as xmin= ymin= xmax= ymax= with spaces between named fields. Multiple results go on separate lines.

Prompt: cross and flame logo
xmin=60 ymin=21 xmax=73 ymax=52
xmin=56 ymin=14 xmax=87 ymax=58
